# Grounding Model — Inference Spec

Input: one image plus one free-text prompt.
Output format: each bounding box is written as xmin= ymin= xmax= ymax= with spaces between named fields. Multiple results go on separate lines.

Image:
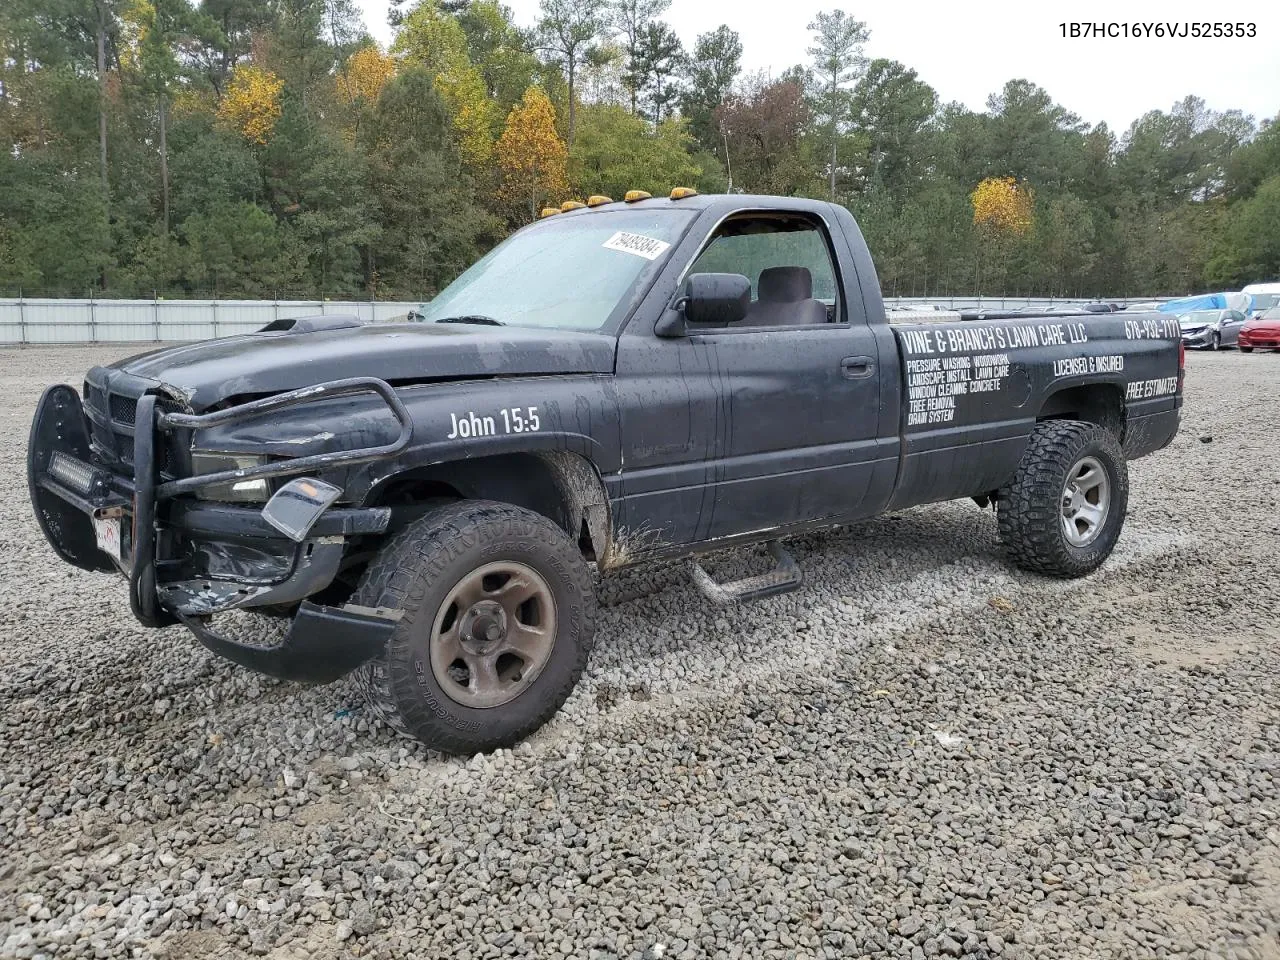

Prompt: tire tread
xmin=352 ymin=501 xmax=595 ymax=753
xmin=997 ymin=420 xmax=1128 ymax=578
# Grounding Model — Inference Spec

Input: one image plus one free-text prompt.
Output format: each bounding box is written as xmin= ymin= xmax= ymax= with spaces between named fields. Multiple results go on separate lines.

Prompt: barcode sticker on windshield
xmin=602 ymin=231 xmax=671 ymax=261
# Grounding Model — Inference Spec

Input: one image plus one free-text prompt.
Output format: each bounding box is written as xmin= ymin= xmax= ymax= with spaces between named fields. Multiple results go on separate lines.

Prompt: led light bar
xmin=48 ymin=451 xmax=98 ymax=495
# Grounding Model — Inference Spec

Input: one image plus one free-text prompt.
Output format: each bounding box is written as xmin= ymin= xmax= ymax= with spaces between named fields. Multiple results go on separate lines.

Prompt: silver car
xmin=1179 ymin=309 xmax=1248 ymax=349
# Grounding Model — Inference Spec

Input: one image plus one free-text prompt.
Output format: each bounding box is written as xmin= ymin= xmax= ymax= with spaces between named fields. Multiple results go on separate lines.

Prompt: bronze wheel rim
xmin=428 ymin=561 xmax=557 ymax=709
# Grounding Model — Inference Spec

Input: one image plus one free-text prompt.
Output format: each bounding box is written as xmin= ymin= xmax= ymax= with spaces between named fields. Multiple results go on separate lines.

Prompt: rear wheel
xmin=997 ymin=420 xmax=1129 ymax=578
xmin=353 ymin=500 xmax=596 ymax=753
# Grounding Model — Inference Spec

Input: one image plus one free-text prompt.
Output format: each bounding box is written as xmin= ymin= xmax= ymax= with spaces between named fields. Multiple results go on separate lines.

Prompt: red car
xmin=1238 ymin=305 xmax=1280 ymax=352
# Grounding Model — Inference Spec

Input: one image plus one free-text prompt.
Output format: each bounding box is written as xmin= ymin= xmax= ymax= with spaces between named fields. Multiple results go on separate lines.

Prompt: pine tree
xmin=807 ymin=9 xmax=868 ymax=201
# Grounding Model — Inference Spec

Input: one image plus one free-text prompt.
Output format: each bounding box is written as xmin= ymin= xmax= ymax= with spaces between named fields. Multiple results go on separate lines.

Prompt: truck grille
xmin=109 ymin=394 xmax=138 ymax=425
xmin=82 ymin=372 xmax=186 ymax=480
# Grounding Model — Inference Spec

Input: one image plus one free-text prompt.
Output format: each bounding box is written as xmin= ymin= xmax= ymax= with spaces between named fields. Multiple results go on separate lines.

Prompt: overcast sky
xmin=356 ymin=0 xmax=1279 ymax=134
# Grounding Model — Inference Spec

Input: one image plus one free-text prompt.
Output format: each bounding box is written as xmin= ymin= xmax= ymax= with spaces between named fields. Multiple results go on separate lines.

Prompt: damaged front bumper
xmin=27 ymin=378 xmax=412 ymax=684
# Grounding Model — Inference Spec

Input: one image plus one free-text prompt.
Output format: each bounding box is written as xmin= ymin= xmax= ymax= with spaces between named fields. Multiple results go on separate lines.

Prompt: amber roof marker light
xmin=560 ymin=200 xmax=586 ymax=211
xmin=539 ymin=207 xmax=560 ymax=218
xmin=624 ymin=190 xmax=652 ymax=202
xmin=669 ymin=187 xmax=698 ymax=200
xmin=586 ymin=195 xmax=613 ymax=207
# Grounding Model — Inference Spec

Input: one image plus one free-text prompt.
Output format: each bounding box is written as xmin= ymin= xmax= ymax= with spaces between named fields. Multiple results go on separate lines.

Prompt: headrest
xmin=758 ymin=266 xmax=813 ymax=303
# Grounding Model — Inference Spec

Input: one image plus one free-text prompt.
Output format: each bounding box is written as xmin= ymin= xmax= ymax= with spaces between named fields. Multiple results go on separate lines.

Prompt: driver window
xmin=687 ymin=215 xmax=841 ymax=327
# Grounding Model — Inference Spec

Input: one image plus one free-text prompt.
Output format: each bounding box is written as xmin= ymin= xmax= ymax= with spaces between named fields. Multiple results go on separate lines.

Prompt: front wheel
xmin=354 ymin=501 xmax=596 ymax=753
xmin=1210 ymin=332 xmax=1221 ymax=351
xmin=997 ymin=420 xmax=1129 ymax=578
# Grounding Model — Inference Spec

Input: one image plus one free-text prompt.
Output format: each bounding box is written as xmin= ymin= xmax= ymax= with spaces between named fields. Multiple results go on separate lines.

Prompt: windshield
xmin=1252 ymin=293 xmax=1280 ymax=311
xmin=1261 ymin=306 xmax=1280 ymax=321
xmin=416 ymin=209 xmax=695 ymax=331
xmin=1179 ymin=311 xmax=1218 ymax=325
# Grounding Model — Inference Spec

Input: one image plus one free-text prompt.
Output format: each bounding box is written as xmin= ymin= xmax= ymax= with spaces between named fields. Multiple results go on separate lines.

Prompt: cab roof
xmin=549 ymin=192 xmax=840 ymax=219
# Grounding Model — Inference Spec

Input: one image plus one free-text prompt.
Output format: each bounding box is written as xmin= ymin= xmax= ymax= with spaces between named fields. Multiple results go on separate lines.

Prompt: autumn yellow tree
xmin=393 ymin=2 xmax=498 ymax=167
xmin=496 ymin=87 xmax=569 ymax=223
xmin=971 ymin=177 xmax=1034 ymax=235
xmin=339 ymin=45 xmax=395 ymax=107
xmin=971 ymin=176 xmax=1034 ymax=292
xmin=217 ymin=64 xmax=284 ymax=144
xmin=334 ymin=45 xmax=395 ymax=141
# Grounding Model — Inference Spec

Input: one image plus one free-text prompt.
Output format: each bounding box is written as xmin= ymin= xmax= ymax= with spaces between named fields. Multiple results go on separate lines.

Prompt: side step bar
xmin=689 ymin=541 xmax=803 ymax=604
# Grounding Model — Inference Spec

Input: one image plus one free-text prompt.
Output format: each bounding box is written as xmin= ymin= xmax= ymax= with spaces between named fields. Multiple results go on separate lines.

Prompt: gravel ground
xmin=1 ymin=345 xmax=1278 ymax=960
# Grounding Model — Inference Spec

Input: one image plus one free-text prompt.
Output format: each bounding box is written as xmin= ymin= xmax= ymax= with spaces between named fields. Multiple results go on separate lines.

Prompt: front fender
xmin=192 ymin=375 xmax=623 ymax=502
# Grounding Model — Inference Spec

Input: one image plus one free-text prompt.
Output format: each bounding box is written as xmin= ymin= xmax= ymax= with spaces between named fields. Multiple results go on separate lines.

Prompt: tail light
xmin=1177 ymin=340 xmax=1185 ymax=392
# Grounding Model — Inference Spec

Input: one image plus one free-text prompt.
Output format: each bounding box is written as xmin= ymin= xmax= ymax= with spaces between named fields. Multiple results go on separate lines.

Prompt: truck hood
xmin=107 ymin=323 xmax=618 ymax=409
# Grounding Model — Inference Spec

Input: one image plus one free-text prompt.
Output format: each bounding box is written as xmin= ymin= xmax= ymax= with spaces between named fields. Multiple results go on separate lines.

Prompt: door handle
xmin=841 ymin=356 xmax=875 ymax=379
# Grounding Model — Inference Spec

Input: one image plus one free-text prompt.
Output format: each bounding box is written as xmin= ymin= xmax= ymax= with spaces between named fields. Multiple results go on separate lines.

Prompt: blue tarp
xmin=1158 ymin=292 xmax=1253 ymax=314
xmin=1158 ymin=294 xmax=1227 ymax=313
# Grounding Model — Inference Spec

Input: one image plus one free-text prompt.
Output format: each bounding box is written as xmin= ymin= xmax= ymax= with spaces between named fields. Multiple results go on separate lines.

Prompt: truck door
xmin=613 ymin=209 xmax=898 ymax=550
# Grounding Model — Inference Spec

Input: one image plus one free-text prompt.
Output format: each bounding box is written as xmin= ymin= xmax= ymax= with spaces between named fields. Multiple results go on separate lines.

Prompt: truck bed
xmin=882 ymin=311 xmax=1181 ymax=510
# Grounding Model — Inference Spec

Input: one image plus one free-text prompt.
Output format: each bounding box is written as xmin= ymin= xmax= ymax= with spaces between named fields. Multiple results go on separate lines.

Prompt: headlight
xmin=190 ymin=453 xmax=271 ymax=502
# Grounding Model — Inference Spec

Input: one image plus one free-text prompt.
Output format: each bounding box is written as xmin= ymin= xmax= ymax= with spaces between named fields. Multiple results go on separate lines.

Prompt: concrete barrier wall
xmin=0 ymin=299 xmax=420 ymax=344
xmin=0 ymin=296 xmax=1167 ymax=344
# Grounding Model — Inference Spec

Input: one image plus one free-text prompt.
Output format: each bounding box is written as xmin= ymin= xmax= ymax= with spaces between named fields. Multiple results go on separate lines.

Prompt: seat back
xmin=742 ymin=266 xmax=828 ymax=326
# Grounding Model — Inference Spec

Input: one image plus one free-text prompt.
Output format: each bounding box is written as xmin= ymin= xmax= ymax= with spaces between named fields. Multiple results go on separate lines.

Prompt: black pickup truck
xmin=28 ymin=192 xmax=1184 ymax=752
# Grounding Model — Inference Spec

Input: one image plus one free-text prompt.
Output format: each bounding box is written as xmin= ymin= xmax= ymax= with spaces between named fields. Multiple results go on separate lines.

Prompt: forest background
xmin=2 ymin=0 xmax=1277 ymax=300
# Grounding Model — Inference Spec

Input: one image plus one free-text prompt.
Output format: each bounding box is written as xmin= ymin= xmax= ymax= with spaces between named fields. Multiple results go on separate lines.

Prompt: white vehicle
xmin=1242 ymin=282 xmax=1280 ymax=317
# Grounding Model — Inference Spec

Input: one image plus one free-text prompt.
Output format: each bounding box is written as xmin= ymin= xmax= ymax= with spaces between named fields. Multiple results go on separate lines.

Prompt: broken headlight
xmin=189 ymin=453 xmax=271 ymax=503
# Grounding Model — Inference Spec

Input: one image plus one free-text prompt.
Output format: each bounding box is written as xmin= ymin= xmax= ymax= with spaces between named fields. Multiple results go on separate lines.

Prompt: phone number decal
xmin=1124 ymin=317 xmax=1181 ymax=340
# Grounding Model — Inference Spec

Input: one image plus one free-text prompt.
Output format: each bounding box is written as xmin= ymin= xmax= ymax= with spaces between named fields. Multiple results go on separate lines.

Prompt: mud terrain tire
xmin=998 ymin=420 xmax=1129 ymax=578
xmin=353 ymin=501 xmax=595 ymax=753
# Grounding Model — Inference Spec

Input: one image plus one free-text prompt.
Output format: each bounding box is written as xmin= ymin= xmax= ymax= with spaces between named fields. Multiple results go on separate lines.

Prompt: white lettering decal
xmin=901 ymin=320 xmax=1124 ymax=431
xmin=903 ymin=343 xmax=1015 ymax=427
xmin=447 ymin=406 xmax=541 ymax=439
xmin=1052 ymin=355 xmax=1125 ymax=378
xmin=902 ymin=330 xmax=936 ymax=355
xmin=1124 ymin=378 xmax=1179 ymax=400
xmin=1124 ymin=317 xmax=1181 ymax=340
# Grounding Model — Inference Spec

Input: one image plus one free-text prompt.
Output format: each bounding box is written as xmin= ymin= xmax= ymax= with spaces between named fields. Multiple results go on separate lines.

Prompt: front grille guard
xmin=129 ymin=377 xmax=413 ymax=626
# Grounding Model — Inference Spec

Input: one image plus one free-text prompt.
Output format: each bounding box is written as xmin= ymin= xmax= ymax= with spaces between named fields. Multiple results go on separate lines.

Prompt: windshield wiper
xmin=432 ymin=315 xmax=505 ymax=326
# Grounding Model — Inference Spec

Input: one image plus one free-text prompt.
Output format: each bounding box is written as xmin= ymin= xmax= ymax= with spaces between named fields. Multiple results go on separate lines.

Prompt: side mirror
xmin=656 ymin=272 xmax=752 ymax=337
